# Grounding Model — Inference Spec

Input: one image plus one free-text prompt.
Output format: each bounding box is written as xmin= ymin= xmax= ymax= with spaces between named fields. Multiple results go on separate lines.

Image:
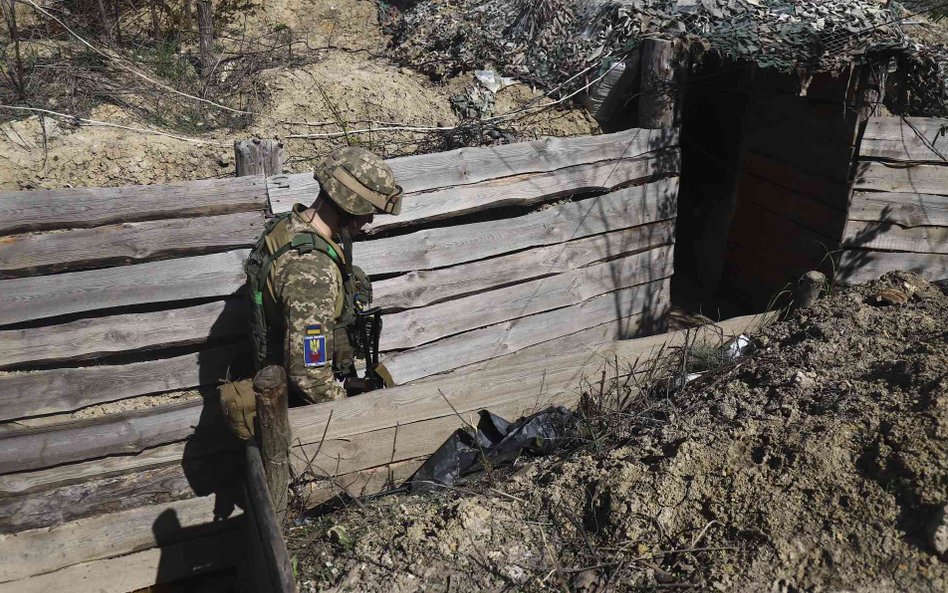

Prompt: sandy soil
xmin=0 ymin=0 xmax=597 ymax=191
xmin=287 ymin=272 xmax=948 ymax=592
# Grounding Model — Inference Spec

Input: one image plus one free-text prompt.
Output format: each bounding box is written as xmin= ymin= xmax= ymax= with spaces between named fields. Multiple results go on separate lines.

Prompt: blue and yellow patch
xmin=303 ymin=324 xmax=327 ymax=367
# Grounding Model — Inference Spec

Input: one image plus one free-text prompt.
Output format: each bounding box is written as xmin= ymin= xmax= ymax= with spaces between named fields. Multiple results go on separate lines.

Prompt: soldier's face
xmin=347 ymin=213 xmax=374 ymax=234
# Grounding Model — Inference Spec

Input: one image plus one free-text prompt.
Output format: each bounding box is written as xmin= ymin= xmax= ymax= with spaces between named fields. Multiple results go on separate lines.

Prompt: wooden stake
xmin=253 ymin=365 xmax=291 ymax=525
xmin=235 ymin=138 xmax=285 ymax=177
xmin=638 ymin=38 xmax=676 ymax=128
xmin=794 ymin=270 xmax=826 ymax=311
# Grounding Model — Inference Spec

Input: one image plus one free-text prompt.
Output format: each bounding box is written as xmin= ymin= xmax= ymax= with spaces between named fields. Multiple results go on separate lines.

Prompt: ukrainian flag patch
xmin=303 ymin=324 xmax=327 ymax=367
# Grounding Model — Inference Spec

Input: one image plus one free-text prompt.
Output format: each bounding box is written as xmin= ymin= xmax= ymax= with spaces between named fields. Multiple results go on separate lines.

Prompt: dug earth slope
xmin=288 ymin=272 xmax=948 ymax=592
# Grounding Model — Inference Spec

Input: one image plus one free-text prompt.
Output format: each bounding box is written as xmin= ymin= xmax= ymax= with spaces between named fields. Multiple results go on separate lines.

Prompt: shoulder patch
xmin=303 ymin=324 xmax=327 ymax=367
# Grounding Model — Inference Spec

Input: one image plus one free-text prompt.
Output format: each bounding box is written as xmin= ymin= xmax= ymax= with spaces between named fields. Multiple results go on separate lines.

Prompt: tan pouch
xmin=219 ymin=378 xmax=257 ymax=440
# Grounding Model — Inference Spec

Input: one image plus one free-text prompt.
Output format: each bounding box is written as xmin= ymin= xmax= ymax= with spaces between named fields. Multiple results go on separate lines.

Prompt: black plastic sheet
xmin=405 ymin=406 xmax=577 ymax=492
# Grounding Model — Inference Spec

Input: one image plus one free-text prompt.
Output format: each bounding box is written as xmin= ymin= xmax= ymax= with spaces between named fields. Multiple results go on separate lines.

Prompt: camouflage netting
xmin=388 ymin=0 xmax=948 ymax=116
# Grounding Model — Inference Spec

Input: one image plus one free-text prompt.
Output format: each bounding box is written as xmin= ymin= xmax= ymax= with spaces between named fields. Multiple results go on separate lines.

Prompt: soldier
xmin=243 ymin=146 xmax=402 ymax=405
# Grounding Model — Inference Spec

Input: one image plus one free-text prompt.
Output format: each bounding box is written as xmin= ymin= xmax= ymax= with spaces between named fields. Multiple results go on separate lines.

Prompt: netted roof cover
xmin=389 ymin=0 xmax=947 ymax=114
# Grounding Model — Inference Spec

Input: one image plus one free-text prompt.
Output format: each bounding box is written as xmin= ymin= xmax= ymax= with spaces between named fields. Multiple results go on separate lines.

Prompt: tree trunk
xmin=196 ymin=0 xmax=215 ymax=80
xmin=1 ymin=0 xmax=24 ymax=98
xmin=182 ymin=0 xmax=193 ymax=34
xmin=253 ymin=365 xmax=291 ymax=525
xmin=150 ymin=0 xmax=160 ymax=40
xmin=234 ymin=138 xmax=285 ymax=177
xmin=96 ymin=0 xmax=111 ymax=39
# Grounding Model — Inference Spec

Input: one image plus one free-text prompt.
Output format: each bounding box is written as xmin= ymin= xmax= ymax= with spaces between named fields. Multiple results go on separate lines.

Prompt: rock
xmin=572 ymin=568 xmax=607 ymax=593
xmin=929 ymin=504 xmax=948 ymax=558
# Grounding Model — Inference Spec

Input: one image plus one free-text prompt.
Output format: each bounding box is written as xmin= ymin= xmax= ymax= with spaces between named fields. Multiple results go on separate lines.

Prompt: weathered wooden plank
xmin=374 ymin=221 xmax=675 ymax=312
xmin=742 ymin=150 xmax=851 ymax=212
xmin=380 ymin=246 xmax=674 ymax=350
xmin=268 ymin=129 xmax=680 ymax=214
xmin=296 ymin=457 xmax=426 ymax=510
xmin=0 ymin=299 xmax=245 ymax=370
xmin=747 ymin=92 xmax=860 ymax=148
xmin=861 ymin=117 xmax=948 ymax=163
xmin=843 ymin=221 xmax=948 ymax=254
xmin=364 ymin=150 xmax=680 ymax=234
xmin=0 ymin=463 xmax=194 ymax=533
xmin=245 ymin=444 xmax=296 ymax=593
xmin=0 ymin=400 xmax=205 ymax=474
xmin=267 ymin=173 xmax=319 ymax=216
xmin=864 ymin=117 xmax=948 ymax=141
xmin=836 ymin=250 xmax=948 ymax=284
xmin=745 ymin=135 xmax=856 ymax=182
xmin=0 ymin=495 xmax=238 ymax=583
xmin=0 ymin=175 xmax=267 ymax=235
xmin=289 ymin=311 xmax=765 ymax=450
xmin=860 ymin=139 xmax=948 ymax=165
xmin=736 ymin=166 xmax=847 ymax=241
xmin=0 ymin=211 xmax=264 ymax=277
xmin=0 ymin=524 xmax=241 ymax=593
xmin=847 ymin=191 xmax=948 ymax=228
xmin=0 ymin=250 xmax=249 ymax=327
xmin=354 ymin=179 xmax=679 ymax=276
xmin=0 ymin=440 xmax=191 ymax=497
xmin=854 ymin=162 xmax=948 ymax=196
xmin=382 ymin=278 xmax=671 ymax=385
xmin=0 ymin=345 xmax=240 ymax=422
xmin=291 ymin=390 xmax=575 ymax=481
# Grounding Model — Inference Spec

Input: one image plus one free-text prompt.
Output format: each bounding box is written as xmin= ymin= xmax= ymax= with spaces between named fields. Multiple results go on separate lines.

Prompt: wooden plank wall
xmin=721 ymin=70 xmax=861 ymax=308
xmin=0 ymin=128 xmax=679 ymax=592
xmin=837 ymin=116 xmax=948 ymax=283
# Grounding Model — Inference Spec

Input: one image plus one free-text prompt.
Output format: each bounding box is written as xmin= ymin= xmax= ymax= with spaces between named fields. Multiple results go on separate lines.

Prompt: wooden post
xmin=794 ymin=270 xmax=826 ymax=311
xmin=196 ymin=0 xmax=215 ymax=80
xmin=182 ymin=0 xmax=193 ymax=34
xmin=253 ymin=365 xmax=291 ymax=525
xmin=638 ymin=38 xmax=676 ymax=128
xmin=235 ymin=138 xmax=285 ymax=177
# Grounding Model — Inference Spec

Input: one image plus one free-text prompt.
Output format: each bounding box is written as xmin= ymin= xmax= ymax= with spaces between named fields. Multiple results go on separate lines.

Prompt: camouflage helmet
xmin=313 ymin=147 xmax=403 ymax=216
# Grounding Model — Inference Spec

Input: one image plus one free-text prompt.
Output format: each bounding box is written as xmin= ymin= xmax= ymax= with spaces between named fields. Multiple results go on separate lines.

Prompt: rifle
xmin=344 ymin=306 xmax=385 ymax=396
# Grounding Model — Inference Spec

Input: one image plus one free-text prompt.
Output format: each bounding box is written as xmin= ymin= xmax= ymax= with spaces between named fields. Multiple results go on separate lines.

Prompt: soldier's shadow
xmin=153 ymin=289 xmax=254 ymax=588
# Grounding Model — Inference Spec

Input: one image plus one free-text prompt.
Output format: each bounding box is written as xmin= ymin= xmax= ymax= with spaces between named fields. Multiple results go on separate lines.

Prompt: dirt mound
xmin=287 ymin=272 xmax=948 ymax=592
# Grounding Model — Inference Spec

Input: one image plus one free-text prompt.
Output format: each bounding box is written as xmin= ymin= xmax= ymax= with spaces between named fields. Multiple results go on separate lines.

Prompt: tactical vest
xmin=244 ymin=211 xmax=372 ymax=378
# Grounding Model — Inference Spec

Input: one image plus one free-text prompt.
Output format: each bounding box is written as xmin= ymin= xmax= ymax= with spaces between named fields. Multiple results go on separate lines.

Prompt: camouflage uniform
xmin=252 ymin=147 xmax=403 ymax=404
xmin=262 ymin=204 xmax=347 ymax=403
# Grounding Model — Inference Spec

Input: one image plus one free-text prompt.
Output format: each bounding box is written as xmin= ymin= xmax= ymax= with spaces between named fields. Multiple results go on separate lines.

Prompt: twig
xmin=0 ymin=104 xmax=227 ymax=145
xmin=539 ymin=525 xmax=571 ymax=593
xmin=17 ymin=0 xmax=254 ymax=115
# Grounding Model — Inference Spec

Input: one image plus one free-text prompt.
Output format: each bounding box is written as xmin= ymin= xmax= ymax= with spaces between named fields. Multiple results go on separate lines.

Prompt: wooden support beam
xmin=236 ymin=138 xmax=284 ymax=178
xmin=638 ymin=38 xmax=676 ymax=128
xmin=0 ymin=175 xmax=266 ymax=235
xmin=253 ymin=366 xmax=290 ymax=525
